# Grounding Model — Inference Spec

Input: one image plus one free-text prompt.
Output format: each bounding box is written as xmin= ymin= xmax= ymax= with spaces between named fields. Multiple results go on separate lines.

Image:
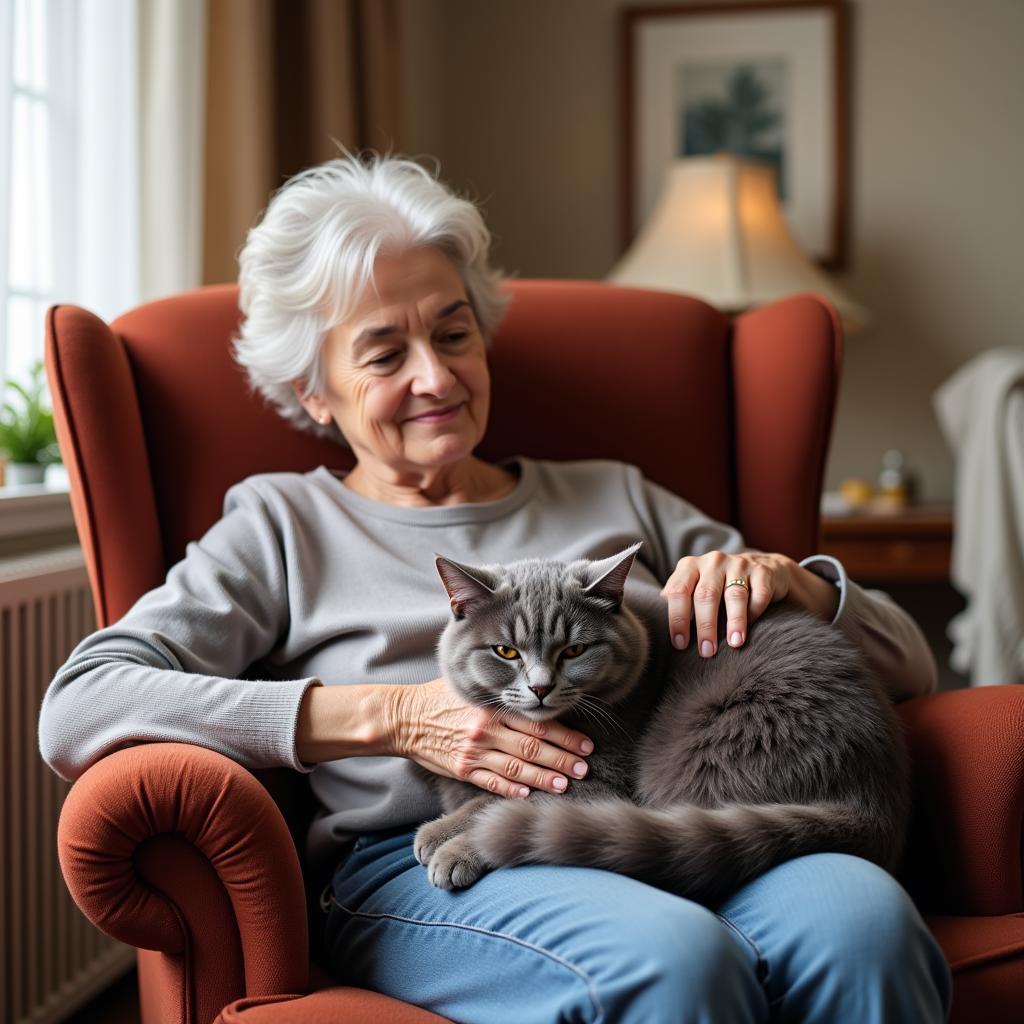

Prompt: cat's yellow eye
xmin=562 ymin=643 xmax=586 ymax=658
xmin=493 ymin=645 xmax=520 ymax=660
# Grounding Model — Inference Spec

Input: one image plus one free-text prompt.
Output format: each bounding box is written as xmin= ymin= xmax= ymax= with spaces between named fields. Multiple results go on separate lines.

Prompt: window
xmin=1 ymin=0 xmax=56 ymax=393
xmin=1 ymin=0 xmax=137 ymax=535
xmin=0 ymin=0 xmax=139 ymax=402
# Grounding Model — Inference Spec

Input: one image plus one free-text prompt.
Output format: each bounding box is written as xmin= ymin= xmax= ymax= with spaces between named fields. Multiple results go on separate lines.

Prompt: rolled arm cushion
xmin=896 ymin=685 xmax=1024 ymax=916
xmin=214 ymin=989 xmax=452 ymax=1023
xmin=57 ymin=743 xmax=310 ymax=1001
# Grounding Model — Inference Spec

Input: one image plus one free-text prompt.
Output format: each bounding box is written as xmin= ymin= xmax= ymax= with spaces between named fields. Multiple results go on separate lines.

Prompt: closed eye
xmin=369 ymin=333 xmax=469 ymax=366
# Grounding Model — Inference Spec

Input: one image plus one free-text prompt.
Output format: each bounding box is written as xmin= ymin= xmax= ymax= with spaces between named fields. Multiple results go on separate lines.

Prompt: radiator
xmin=1 ymin=546 xmax=136 ymax=1024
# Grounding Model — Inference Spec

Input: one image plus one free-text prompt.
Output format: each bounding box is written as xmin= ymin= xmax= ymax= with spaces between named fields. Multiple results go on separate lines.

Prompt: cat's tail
xmin=470 ymin=797 xmax=902 ymax=905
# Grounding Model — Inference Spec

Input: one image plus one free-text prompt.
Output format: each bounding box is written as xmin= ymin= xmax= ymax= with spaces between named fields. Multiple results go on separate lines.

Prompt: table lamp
xmin=607 ymin=153 xmax=870 ymax=333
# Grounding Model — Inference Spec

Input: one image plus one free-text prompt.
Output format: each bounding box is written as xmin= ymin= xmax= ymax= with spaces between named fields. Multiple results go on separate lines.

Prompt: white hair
xmin=232 ymin=148 xmax=512 ymax=443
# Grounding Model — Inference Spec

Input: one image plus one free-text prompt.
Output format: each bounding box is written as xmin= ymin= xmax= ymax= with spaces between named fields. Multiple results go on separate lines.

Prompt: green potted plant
xmin=0 ymin=359 xmax=62 ymax=485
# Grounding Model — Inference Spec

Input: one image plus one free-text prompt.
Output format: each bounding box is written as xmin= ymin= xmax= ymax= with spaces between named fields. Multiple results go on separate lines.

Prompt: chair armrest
xmin=57 ymin=742 xmax=310 ymax=1020
xmin=895 ymin=685 xmax=1024 ymax=916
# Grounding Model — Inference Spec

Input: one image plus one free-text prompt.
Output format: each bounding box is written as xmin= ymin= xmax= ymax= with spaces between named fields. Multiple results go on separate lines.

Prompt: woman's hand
xmin=383 ymin=677 xmax=594 ymax=799
xmin=660 ymin=550 xmax=839 ymax=655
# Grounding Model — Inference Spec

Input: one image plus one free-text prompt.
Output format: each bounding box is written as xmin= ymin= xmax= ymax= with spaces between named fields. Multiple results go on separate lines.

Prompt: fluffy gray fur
xmin=412 ymin=542 xmax=910 ymax=905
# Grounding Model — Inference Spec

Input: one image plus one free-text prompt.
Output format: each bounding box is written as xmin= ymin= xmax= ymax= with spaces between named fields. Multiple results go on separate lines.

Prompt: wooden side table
xmin=820 ymin=504 xmax=963 ymax=690
xmin=820 ymin=505 xmax=953 ymax=583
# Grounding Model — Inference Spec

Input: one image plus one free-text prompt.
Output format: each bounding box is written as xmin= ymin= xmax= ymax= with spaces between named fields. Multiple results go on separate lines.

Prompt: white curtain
xmin=137 ymin=0 xmax=206 ymax=305
xmin=57 ymin=0 xmax=206 ymax=324
xmin=68 ymin=0 xmax=140 ymax=323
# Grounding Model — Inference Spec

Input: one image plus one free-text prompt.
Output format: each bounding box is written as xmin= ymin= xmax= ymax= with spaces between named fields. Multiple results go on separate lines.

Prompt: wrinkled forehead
xmin=334 ymin=245 xmax=468 ymax=325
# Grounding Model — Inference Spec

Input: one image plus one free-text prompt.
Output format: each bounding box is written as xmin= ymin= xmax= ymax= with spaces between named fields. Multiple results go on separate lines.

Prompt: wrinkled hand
xmin=659 ymin=550 xmax=797 ymax=655
xmin=386 ymin=677 xmax=593 ymax=799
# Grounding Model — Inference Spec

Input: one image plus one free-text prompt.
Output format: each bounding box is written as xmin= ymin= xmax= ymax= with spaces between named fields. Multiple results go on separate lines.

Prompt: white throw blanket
xmin=934 ymin=347 xmax=1024 ymax=686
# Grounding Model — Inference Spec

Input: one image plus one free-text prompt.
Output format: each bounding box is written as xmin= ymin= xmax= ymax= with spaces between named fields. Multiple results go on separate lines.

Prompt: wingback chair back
xmin=45 ymin=280 xmax=840 ymax=630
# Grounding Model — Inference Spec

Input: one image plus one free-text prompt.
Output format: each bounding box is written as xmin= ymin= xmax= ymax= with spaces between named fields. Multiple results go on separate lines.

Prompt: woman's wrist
xmin=786 ymin=563 xmax=841 ymax=623
xmin=375 ymin=683 xmax=431 ymax=759
xmin=295 ymin=682 xmax=399 ymax=764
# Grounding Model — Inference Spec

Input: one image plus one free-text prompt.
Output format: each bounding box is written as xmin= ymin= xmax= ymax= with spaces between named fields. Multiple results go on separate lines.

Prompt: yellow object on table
xmin=838 ymin=478 xmax=873 ymax=508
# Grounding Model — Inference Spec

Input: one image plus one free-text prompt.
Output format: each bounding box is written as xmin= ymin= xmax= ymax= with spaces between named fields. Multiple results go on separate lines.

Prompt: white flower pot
xmin=5 ymin=462 xmax=47 ymax=485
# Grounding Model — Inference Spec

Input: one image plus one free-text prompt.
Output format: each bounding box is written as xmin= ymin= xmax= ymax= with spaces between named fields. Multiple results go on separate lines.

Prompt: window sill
xmin=0 ymin=482 xmax=76 ymax=545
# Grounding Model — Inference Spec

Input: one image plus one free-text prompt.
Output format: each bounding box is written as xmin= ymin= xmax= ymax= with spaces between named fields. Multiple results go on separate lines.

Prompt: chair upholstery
xmin=45 ymin=281 xmax=1023 ymax=1022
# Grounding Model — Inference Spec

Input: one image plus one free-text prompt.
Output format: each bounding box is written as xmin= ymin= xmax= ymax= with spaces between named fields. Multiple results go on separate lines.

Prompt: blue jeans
xmin=318 ymin=825 xmax=952 ymax=1023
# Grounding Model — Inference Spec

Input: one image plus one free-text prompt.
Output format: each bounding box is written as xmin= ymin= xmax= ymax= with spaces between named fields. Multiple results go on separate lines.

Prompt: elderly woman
xmin=39 ymin=153 xmax=951 ymax=1023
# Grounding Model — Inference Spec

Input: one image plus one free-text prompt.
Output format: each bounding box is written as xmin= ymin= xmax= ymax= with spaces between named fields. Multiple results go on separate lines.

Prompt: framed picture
xmin=621 ymin=0 xmax=848 ymax=269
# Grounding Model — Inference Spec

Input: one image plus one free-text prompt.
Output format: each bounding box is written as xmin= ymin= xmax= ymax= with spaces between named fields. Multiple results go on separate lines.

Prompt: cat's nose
xmin=528 ymin=685 xmax=553 ymax=700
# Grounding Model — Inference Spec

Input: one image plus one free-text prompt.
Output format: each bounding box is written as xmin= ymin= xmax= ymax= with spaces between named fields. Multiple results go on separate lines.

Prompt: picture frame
xmin=620 ymin=0 xmax=848 ymax=269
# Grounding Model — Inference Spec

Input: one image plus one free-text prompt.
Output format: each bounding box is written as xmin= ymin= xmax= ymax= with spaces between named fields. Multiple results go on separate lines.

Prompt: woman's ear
xmin=291 ymin=379 xmax=326 ymax=421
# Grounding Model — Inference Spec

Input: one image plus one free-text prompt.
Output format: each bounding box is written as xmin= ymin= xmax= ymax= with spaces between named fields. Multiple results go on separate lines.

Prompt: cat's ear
xmin=435 ymin=555 xmax=499 ymax=619
xmin=582 ymin=541 xmax=643 ymax=610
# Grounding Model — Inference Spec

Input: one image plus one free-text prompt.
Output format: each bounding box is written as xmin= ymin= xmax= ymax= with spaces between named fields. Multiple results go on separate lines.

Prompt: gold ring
xmin=725 ymin=577 xmax=749 ymax=591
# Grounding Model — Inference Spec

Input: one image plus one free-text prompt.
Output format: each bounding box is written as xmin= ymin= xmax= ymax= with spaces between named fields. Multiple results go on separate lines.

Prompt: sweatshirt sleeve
xmin=37 ymin=479 xmax=323 ymax=783
xmin=626 ymin=466 xmax=938 ymax=703
xmin=624 ymin=465 xmax=746 ymax=580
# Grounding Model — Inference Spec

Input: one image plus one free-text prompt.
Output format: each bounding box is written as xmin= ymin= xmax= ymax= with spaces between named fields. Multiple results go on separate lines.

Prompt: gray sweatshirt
xmin=37 ymin=455 xmax=937 ymax=872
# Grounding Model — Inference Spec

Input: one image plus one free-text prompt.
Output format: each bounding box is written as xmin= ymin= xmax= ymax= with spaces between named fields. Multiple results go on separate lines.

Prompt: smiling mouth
xmin=408 ymin=403 xmax=463 ymax=422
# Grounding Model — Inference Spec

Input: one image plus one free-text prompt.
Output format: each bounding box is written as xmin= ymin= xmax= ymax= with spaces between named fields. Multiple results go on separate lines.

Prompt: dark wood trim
xmin=821 ymin=505 xmax=953 ymax=583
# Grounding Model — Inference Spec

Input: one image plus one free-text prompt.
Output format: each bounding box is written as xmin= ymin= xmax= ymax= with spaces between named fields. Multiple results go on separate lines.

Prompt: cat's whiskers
xmin=577 ymin=704 xmax=625 ymax=738
xmin=488 ymin=705 xmax=515 ymax=728
xmin=579 ymin=690 xmax=622 ymax=714
xmin=576 ymin=697 xmax=629 ymax=738
xmin=570 ymin=699 xmax=619 ymax=738
xmin=472 ymin=695 xmax=520 ymax=730
xmin=473 ymin=695 xmax=504 ymax=712
xmin=573 ymin=693 xmax=631 ymax=740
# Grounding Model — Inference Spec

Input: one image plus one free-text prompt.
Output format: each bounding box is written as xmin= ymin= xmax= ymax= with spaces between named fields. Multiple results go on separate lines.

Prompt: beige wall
xmin=399 ymin=0 xmax=1023 ymax=502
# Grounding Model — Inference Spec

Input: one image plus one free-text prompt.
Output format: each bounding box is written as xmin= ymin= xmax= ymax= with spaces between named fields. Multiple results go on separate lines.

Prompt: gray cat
xmin=413 ymin=542 xmax=910 ymax=906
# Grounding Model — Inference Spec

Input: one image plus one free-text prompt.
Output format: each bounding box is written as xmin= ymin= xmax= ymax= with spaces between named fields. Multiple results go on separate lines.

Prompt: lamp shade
xmin=608 ymin=154 xmax=870 ymax=333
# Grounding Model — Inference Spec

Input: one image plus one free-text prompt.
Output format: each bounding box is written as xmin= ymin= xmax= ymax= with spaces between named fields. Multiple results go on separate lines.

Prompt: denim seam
xmin=714 ymin=912 xmax=771 ymax=986
xmin=714 ymin=916 xmax=786 ymax=1014
xmin=325 ymin=893 xmax=605 ymax=1023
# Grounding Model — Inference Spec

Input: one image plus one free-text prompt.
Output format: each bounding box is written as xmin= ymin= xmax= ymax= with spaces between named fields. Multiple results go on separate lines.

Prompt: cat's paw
xmin=426 ymin=836 xmax=487 ymax=890
xmin=413 ymin=817 xmax=454 ymax=866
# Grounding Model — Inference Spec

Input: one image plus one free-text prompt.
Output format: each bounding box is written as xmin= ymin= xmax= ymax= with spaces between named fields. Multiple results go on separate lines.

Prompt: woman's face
xmin=296 ymin=246 xmax=491 ymax=473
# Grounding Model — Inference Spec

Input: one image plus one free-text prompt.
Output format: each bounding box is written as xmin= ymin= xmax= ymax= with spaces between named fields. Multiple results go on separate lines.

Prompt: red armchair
xmin=44 ymin=281 xmax=1023 ymax=1022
